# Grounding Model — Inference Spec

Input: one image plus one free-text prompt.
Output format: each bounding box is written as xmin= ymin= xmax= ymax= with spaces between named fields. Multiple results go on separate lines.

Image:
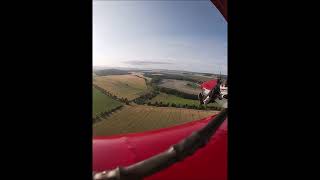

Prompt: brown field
xmin=93 ymin=75 xmax=148 ymax=100
xmin=93 ymin=105 xmax=218 ymax=136
xmin=158 ymin=79 xmax=202 ymax=95
xmin=129 ymin=72 xmax=152 ymax=82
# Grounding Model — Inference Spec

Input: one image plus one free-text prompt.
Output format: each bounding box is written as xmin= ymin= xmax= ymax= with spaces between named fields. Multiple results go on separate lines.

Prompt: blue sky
xmin=93 ymin=0 xmax=227 ymax=74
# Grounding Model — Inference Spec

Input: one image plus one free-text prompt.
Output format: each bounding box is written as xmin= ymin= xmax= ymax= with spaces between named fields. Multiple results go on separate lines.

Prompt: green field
xmin=158 ymin=79 xmax=201 ymax=95
xmin=93 ymin=87 xmax=122 ymax=117
xmin=93 ymin=105 xmax=218 ymax=136
xmin=148 ymin=93 xmax=199 ymax=106
xmin=148 ymin=92 xmax=224 ymax=109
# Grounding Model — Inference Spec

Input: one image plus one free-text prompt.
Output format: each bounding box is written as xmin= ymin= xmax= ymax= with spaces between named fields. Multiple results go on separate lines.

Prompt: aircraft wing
xmin=93 ymin=114 xmax=227 ymax=180
xmin=200 ymin=79 xmax=218 ymax=92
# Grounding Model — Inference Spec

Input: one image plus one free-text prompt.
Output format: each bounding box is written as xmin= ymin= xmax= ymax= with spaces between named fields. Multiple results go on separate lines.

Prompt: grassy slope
xmin=93 ymin=87 xmax=122 ymax=117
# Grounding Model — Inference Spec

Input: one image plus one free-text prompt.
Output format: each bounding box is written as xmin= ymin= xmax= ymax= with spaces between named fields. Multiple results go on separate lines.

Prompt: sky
xmin=93 ymin=0 xmax=227 ymax=74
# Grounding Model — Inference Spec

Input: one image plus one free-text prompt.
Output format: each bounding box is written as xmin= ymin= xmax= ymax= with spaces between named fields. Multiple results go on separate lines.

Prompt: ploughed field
xmin=93 ymin=105 xmax=218 ymax=136
xmin=93 ymin=75 xmax=148 ymax=100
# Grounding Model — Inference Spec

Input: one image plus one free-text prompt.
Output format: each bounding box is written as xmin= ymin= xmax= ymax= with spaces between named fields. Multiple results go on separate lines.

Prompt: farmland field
xmin=129 ymin=72 xmax=152 ymax=81
xmin=148 ymin=92 xmax=224 ymax=108
xmin=93 ymin=87 xmax=122 ymax=117
xmin=186 ymin=74 xmax=216 ymax=82
xmin=158 ymin=79 xmax=202 ymax=95
xmin=93 ymin=75 xmax=148 ymax=100
xmin=148 ymin=93 xmax=200 ymax=106
xmin=93 ymin=105 xmax=218 ymax=136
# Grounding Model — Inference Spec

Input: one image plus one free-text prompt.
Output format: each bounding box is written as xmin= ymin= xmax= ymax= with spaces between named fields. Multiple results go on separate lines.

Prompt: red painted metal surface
xmin=210 ymin=0 xmax=227 ymax=21
xmin=93 ymin=115 xmax=227 ymax=180
xmin=200 ymin=79 xmax=218 ymax=91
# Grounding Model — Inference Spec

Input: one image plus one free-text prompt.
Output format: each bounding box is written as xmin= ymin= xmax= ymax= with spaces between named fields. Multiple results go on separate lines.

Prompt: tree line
xmin=133 ymin=91 xmax=159 ymax=105
xmin=93 ymin=105 xmax=124 ymax=124
xmin=146 ymin=101 xmax=223 ymax=111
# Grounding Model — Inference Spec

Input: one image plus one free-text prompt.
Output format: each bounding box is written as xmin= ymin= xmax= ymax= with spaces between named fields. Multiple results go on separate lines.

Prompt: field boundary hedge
xmin=93 ymin=84 xmax=130 ymax=104
xmin=146 ymin=101 xmax=223 ymax=111
xmin=93 ymin=85 xmax=127 ymax=124
xmin=132 ymin=91 xmax=159 ymax=105
xmin=93 ymin=105 xmax=124 ymax=124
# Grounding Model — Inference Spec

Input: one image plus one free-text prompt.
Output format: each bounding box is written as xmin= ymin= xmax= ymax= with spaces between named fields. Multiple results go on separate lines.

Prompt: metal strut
xmin=93 ymin=108 xmax=228 ymax=180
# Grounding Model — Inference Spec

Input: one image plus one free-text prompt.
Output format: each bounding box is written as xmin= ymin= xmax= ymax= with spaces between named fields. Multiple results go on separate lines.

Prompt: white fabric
xmin=203 ymin=96 xmax=211 ymax=105
xmin=203 ymin=88 xmax=210 ymax=96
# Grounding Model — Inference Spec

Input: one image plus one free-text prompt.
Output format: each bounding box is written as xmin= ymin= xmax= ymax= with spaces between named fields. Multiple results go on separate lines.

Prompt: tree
xmin=124 ymin=98 xmax=129 ymax=105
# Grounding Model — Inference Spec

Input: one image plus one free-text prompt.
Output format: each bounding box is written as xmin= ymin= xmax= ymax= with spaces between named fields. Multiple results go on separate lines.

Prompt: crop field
xmin=148 ymin=93 xmax=200 ymax=106
xmin=158 ymin=79 xmax=202 ymax=95
xmin=186 ymin=74 xmax=216 ymax=82
xmin=148 ymin=93 xmax=224 ymax=109
xmin=93 ymin=87 xmax=122 ymax=118
xmin=93 ymin=105 xmax=218 ymax=136
xmin=129 ymin=72 xmax=152 ymax=82
xmin=93 ymin=75 xmax=148 ymax=100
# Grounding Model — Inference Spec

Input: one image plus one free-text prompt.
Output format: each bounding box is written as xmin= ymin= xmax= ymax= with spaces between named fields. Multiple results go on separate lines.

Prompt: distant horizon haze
xmin=93 ymin=66 xmax=227 ymax=76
